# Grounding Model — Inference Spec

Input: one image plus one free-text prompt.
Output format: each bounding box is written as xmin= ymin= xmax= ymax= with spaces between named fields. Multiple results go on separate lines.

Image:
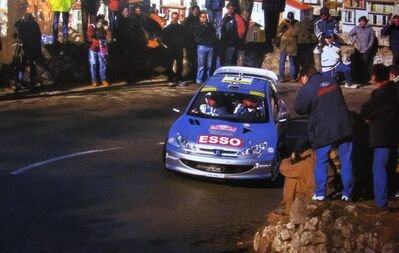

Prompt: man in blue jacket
xmin=295 ymin=66 xmax=354 ymax=201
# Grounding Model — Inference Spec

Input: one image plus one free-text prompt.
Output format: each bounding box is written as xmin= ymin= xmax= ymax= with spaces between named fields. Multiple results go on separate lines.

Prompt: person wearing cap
xmin=317 ymin=30 xmax=357 ymax=89
xmin=233 ymin=97 xmax=264 ymax=120
xmin=349 ymin=16 xmax=376 ymax=85
xmin=87 ymin=14 xmax=112 ymax=87
xmin=277 ymin=11 xmax=298 ymax=82
xmin=361 ymin=64 xmax=399 ymax=210
xmin=200 ymin=92 xmax=227 ymax=116
xmin=314 ymin=7 xmax=338 ymax=41
xmin=381 ymin=15 xmax=399 ymax=67
xmin=295 ymin=66 xmax=354 ymax=202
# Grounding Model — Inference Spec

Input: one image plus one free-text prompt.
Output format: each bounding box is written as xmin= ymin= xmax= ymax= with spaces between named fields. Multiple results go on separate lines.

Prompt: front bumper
xmin=165 ymin=146 xmax=279 ymax=180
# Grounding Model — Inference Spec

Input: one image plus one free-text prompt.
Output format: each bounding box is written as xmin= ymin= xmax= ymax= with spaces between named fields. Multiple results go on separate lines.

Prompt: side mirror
xmin=277 ymin=100 xmax=289 ymax=122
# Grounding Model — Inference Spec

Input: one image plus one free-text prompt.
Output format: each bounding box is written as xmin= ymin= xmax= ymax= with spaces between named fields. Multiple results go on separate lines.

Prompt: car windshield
xmin=188 ymin=91 xmax=269 ymax=123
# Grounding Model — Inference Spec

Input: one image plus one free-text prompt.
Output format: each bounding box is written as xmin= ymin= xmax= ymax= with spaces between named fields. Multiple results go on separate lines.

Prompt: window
xmin=343 ymin=10 xmax=354 ymax=24
xmin=188 ymin=90 xmax=269 ymax=123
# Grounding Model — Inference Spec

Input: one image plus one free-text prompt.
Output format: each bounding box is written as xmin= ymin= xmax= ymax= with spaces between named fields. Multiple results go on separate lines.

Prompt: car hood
xmin=170 ymin=116 xmax=278 ymax=151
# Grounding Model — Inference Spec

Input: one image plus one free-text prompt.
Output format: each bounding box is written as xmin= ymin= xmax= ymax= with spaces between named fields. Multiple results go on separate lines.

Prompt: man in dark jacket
xmin=14 ymin=14 xmax=42 ymax=88
xmin=220 ymin=3 xmax=244 ymax=66
xmin=295 ymin=66 xmax=354 ymax=201
xmin=194 ymin=11 xmax=217 ymax=84
xmin=381 ymin=15 xmax=399 ymax=66
xmin=262 ymin=0 xmax=285 ymax=53
xmin=161 ymin=12 xmax=186 ymax=86
xmin=183 ymin=5 xmax=200 ymax=82
xmin=361 ymin=64 xmax=399 ymax=209
xmin=118 ymin=4 xmax=147 ymax=83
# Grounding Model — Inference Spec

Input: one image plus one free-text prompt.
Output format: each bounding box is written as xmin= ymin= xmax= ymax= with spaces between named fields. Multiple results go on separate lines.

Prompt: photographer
xmin=277 ymin=12 xmax=298 ymax=82
xmin=13 ymin=14 xmax=41 ymax=89
xmin=87 ymin=15 xmax=112 ymax=87
xmin=317 ymin=30 xmax=357 ymax=88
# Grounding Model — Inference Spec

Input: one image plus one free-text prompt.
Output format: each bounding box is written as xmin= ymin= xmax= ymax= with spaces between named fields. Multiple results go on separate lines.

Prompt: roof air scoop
xmin=228 ymin=84 xmax=240 ymax=89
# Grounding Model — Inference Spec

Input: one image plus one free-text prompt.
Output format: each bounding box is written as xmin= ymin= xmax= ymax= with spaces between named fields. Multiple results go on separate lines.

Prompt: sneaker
xmin=102 ymin=80 xmax=110 ymax=87
xmin=312 ymin=194 xmax=325 ymax=201
xmin=344 ymin=83 xmax=351 ymax=88
xmin=341 ymin=195 xmax=350 ymax=201
xmin=168 ymin=82 xmax=177 ymax=87
xmin=178 ymin=81 xmax=187 ymax=87
xmin=349 ymin=84 xmax=358 ymax=89
xmin=91 ymin=82 xmax=98 ymax=87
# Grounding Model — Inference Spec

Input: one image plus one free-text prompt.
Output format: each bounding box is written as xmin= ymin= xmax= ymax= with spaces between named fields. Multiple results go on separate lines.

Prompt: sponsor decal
xmin=198 ymin=135 xmax=243 ymax=147
xmin=320 ymin=81 xmax=330 ymax=87
xmin=249 ymin=91 xmax=265 ymax=97
xmin=222 ymin=75 xmax=253 ymax=84
xmin=201 ymin=86 xmax=217 ymax=92
xmin=317 ymin=83 xmax=337 ymax=96
xmin=209 ymin=124 xmax=237 ymax=133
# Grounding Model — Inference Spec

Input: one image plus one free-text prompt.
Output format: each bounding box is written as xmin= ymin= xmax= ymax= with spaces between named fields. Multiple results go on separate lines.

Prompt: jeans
xmin=88 ymin=50 xmax=107 ymax=82
xmin=53 ymin=11 xmax=69 ymax=43
xmin=314 ymin=141 xmax=354 ymax=198
xmin=279 ymin=51 xmax=296 ymax=80
xmin=322 ymin=63 xmax=353 ymax=85
xmin=17 ymin=53 xmax=37 ymax=85
xmin=207 ymin=9 xmax=222 ymax=37
xmin=372 ymin=147 xmax=390 ymax=208
xmin=166 ymin=48 xmax=183 ymax=82
xmin=197 ymin=45 xmax=213 ymax=83
xmin=222 ymin=46 xmax=237 ymax=66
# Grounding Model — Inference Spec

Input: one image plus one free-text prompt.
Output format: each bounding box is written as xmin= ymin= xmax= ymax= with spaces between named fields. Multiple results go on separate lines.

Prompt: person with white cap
xmin=200 ymin=92 xmax=227 ymax=116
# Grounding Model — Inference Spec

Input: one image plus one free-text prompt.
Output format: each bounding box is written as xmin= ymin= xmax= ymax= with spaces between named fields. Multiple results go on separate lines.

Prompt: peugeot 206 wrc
xmin=163 ymin=66 xmax=289 ymax=180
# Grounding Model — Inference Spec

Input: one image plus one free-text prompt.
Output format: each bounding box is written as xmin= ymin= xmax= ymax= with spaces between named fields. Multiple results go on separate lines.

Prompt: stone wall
xmin=254 ymin=199 xmax=399 ymax=253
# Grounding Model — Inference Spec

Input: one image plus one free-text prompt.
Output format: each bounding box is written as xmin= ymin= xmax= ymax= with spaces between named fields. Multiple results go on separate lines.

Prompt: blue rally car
xmin=164 ymin=66 xmax=289 ymax=180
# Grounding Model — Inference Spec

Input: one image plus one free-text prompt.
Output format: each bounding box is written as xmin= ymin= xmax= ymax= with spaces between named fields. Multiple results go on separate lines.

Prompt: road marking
xmin=10 ymin=147 xmax=123 ymax=176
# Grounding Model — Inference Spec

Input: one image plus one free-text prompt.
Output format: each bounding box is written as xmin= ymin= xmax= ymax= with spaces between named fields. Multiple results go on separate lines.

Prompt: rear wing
xmin=213 ymin=66 xmax=279 ymax=92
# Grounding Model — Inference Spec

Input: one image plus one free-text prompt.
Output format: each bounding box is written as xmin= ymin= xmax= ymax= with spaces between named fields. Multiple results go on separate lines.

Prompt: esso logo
xmin=198 ymin=135 xmax=242 ymax=147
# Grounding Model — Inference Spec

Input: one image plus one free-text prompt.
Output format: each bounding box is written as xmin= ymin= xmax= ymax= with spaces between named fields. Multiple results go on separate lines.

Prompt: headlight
xmin=238 ymin=141 xmax=272 ymax=157
xmin=175 ymin=133 xmax=197 ymax=151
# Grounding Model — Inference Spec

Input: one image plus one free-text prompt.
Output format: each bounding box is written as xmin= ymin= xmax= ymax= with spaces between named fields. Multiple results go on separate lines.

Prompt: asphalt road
xmin=0 ymin=81 xmax=293 ymax=253
xmin=0 ymin=80 xmax=375 ymax=253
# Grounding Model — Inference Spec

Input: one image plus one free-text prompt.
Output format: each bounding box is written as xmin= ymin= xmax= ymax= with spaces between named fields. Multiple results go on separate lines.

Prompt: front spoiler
xmin=164 ymin=147 xmax=279 ymax=180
